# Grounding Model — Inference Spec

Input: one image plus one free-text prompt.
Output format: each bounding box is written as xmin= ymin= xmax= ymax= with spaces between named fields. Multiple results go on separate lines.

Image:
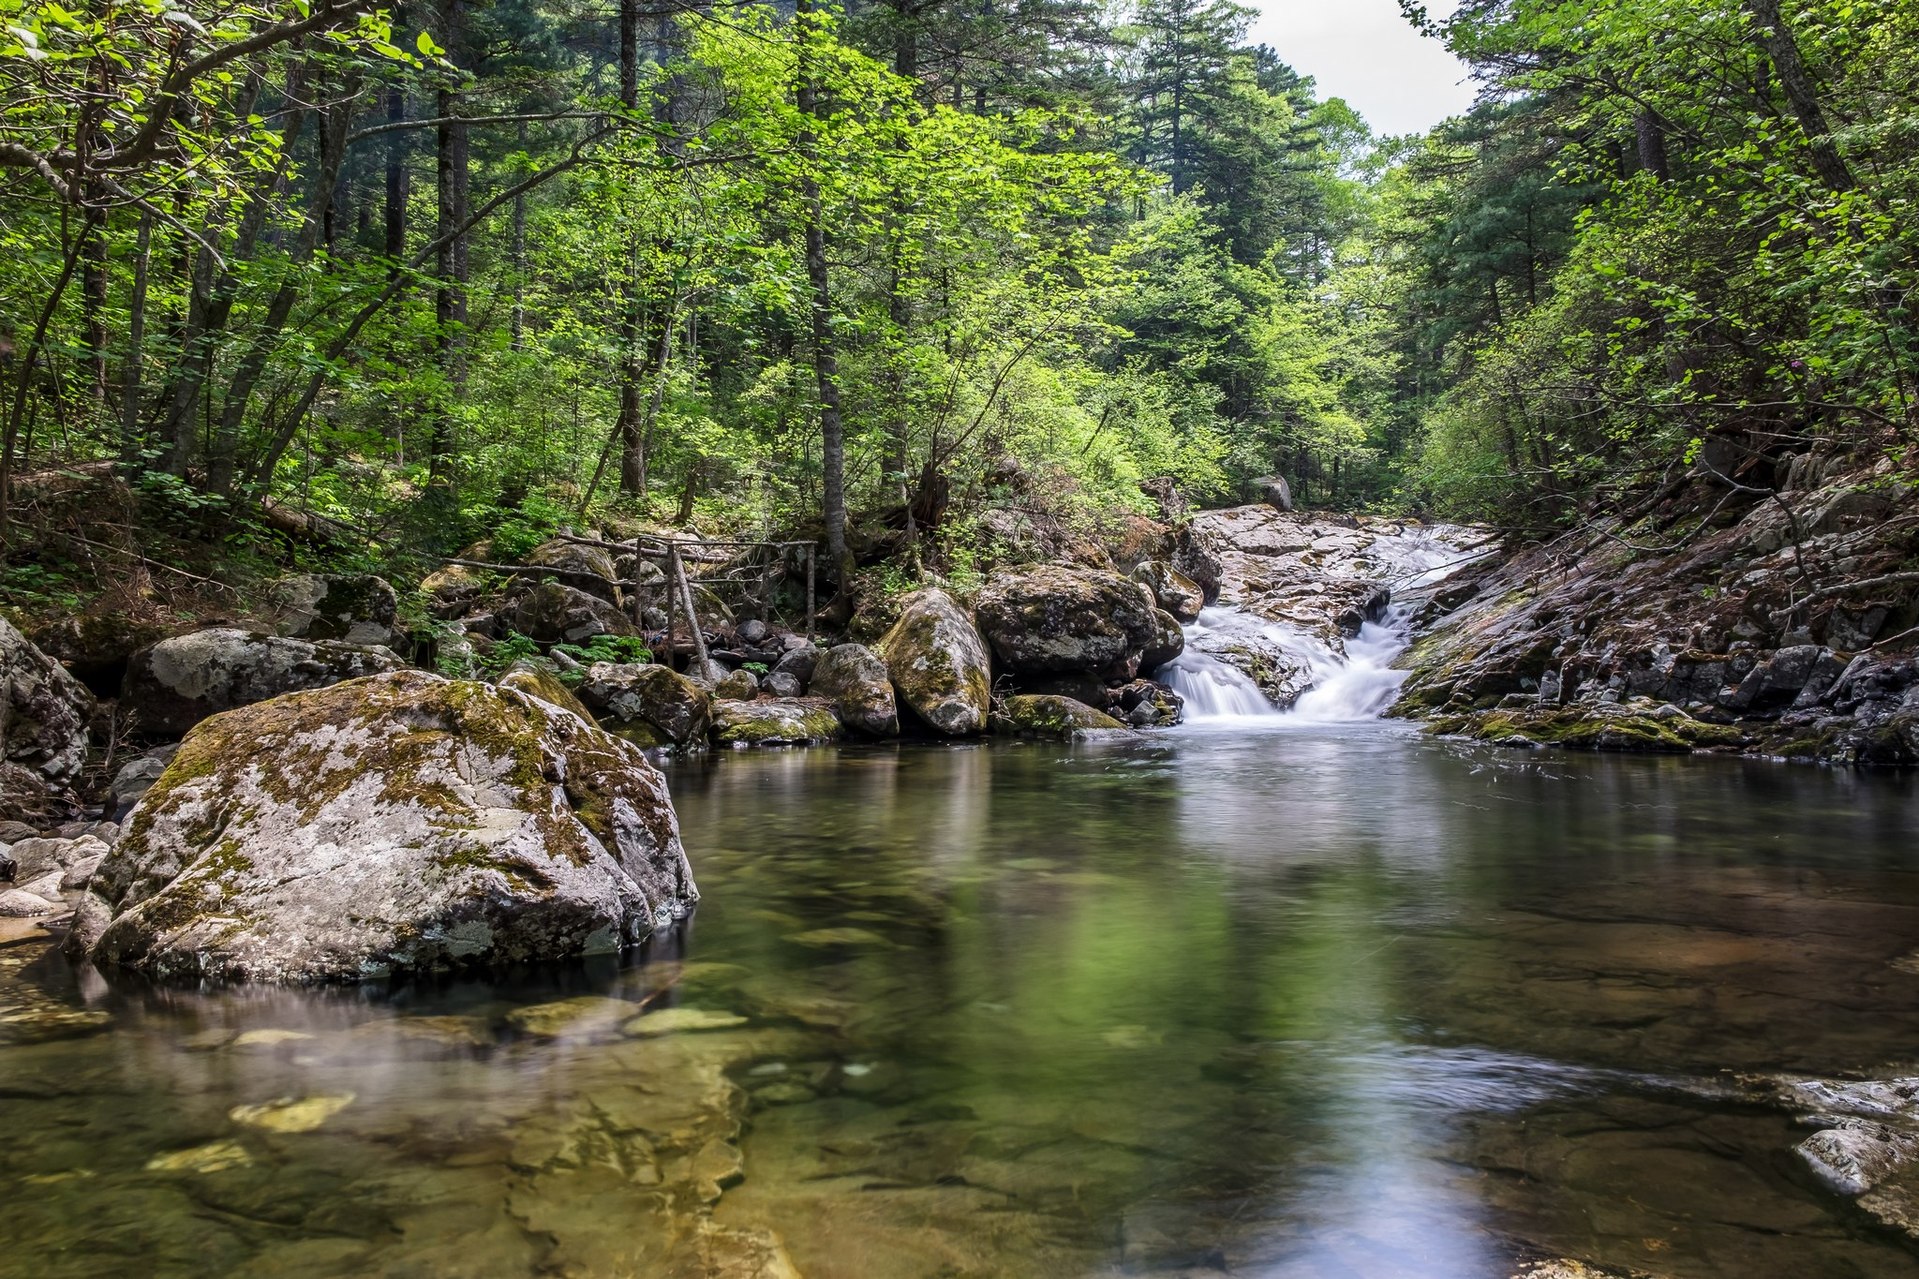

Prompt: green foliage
xmin=552 ymin=635 xmax=654 ymax=668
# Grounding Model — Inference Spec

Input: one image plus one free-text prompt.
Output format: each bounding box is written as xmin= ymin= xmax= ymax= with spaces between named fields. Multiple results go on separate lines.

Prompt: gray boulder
xmin=578 ymin=662 xmax=712 ymax=748
xmin=110 ymin=745 xmax=179 ymax=820
xmin=994 ymin=694 xmax=1126 ymax=739
xmin=502 ymin=582 xmax=635 ymax=646
xmin=11 ymin=834 xmax=111 ymax=884
xmin=0 ymin=888 xmax=60 ymax=917
xmin=714 ymin=669 xmax=760 ymax=701
xmin=271 ymin=573 xmax=400 ymax=646
xmin=0 ymin=616 xmax=94 ymax=806
xmin=711 ymin=699 xmax=842 ymax=748
xmin=761 ymin=671 xmax=803 ymax=699
xmin=122 ymin=628 xmax=407 ymax=739
xmin=1139 ymin=609 xmax=1185 ymax=674
xmin=1132 ymin=561 xmax=1205 ymax=624
xmin=497 ymin=661 xmax=597 ymax=724
xmin=875 ymin=589 xmax=991 ymax=737
xmin=771 ymin=645 xmax=819 ymax=689
xmin=70 ymin=670 xmax=697 ymax=984
xmin=515 ymin=538 xmax=625 ymax=607
xmin=975 ymin=564 xmax=1160 ymax=680
xmin=808 ymin=644 xmax=899 ymax=737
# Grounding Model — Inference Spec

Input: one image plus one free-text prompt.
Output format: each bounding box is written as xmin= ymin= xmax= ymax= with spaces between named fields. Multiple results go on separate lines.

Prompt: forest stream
xmin=7 ymin=697 xmax=1919 ymax=1278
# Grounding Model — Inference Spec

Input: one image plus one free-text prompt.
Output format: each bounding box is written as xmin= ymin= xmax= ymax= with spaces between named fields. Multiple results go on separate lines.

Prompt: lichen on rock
xmin=70 ymin=670 xmax=697 ymax=984
xmin=993 ymin=694 xmax=1127 ymax=739
xmin=875 ymin=589 xmax=990 ymax=737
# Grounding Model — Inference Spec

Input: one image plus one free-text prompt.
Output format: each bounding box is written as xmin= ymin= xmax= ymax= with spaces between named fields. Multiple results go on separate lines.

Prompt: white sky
xmin=1246 ymin=0 xmax=1477 ymax=137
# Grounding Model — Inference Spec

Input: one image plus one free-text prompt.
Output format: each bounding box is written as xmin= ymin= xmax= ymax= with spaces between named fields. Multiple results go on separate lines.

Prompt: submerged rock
xmin=711 ymin=699 xmax=842 ymax=748
xmin=121 ymin=628 xmax=406 ymax=739
xmin=875 ymin=589 xmax=990 ymax=737
xmin=71 ymin=670 xmax=697 ymax=983
xmin=578 ymin=662 xmax=711 ymax=747
xmin=994 ymin=694 xmax=1126 ymax=739
xmin=806 ymin=644 xmax=899 ymax=737
xmin=975 ymin=564 xmax=1159 ymax=680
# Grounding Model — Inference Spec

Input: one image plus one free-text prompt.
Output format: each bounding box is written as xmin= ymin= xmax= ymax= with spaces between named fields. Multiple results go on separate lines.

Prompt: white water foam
xmin=1160 ymin=523 xmax=1480 ymax=727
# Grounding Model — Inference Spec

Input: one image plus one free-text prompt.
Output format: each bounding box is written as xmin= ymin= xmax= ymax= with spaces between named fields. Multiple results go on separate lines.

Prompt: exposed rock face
xmin=71 ymin=671 xmax=697 ymax=983
xmin=1739 ymin=1073 xmax=1919 ymax=1244
xmin=271 ymin=573 xmax=400 ymax=646
xmin=761 ymin=671 xmax=803 ymax=699
xmin=771 ymin=645 xmax=819 ymax=688
xmin=994 ymin=694 xmax=1126 ymax=739
xmin=1394 ymin=464 xmax=1919 ymax=763
xmin=975 ymin=564 xmax=1159 ymax=681
xmin=498 ymin=661 xmax=597 ymax=724
xmin=875 ymin=589 xmax=990 ymax=737
xmin=110 ymin=746 xmax=178 ymax=820
xmin=806 ymin=644 xmax=899 ymax=737
xmin=0 ymin=616 xmax=94 ymax=807
xmin=121 ymin=628 xmax=406 ymax=739
xmin=578 ymin=662 xmax=711 ymax=748
xmin=1140 ymin=609 xmax=1185 ymax=674
xmin=711 ymin=699 xmax=842 ymax=747
xmin=1132 ymin=561 xmax=1204 ymax=623
xmin=502 ymin=582 xmax=635 ymax=645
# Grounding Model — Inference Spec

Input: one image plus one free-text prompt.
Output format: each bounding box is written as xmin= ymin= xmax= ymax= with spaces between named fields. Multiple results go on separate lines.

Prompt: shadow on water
xmin=5 ymin=731 xmax=1919 ymax=1276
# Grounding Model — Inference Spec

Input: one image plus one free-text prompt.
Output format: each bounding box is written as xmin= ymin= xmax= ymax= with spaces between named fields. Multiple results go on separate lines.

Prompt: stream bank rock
xmin=502 ymin=582 xmax=634 ymax=645
xmin=578 ymin=662 xmax=711 ymax=748
xmin=497 ymin=661 xmax=597 ymax=724
xmin=806 ymin=644 xmax=898 ymax=737
xmin=121 ymin=628 xmax=406 ymax=739
xmin=0 ymin=616 xmax=95 ymax=814
xmin=269 ymin=573 xmax=400 ymax=647
xmin=1132 ymin=561 xmax=1204 ymax=623
xmin=1392 ymin=460 xmax=1919 ymax=764
xmin=70 ymin=670 xmax=697 ymax=983
xmin=711 ymin=698 xmax=842 ymax=748
xmin=875 ymin=589 xmax=991 ymax=736
xmin=975 ymin=564 xmax=1159 ymax=681
xmin=994 ymin=694 xmax=1126 ymax=739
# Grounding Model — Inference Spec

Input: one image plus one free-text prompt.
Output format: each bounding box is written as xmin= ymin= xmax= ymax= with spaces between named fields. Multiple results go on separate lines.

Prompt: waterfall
xmin=1162 ymin=605 xmax=1418 ymax=726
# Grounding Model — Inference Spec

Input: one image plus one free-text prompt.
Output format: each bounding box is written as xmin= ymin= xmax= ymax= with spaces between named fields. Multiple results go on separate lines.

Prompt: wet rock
xmin=711 ymin=699 xmax=842 ymax=748
xmin=994 ymin=694 xmax=1126 ymax=739
xmin=761 ymin=671 xmax=803 ymax=699
xmin=1427 ymin=702 xmax=1744 ymax=754
xmin=975 ymin=564 xmax=1160 ymax=680
xmin=110 ymin=746 xmax=178 ymax=820
xmin=806 ymin=644 xmax=899 ymax=737
xmin=269 ymin=573 xmax=399 ymax=647
xmin=1132 ymin=561 xmax=1204 ymax=623
xmin=0 ymin=846 xmax=13 ymax=882
xmin=1115 ymin=679 xmax=1183 ymax=728
xmin=73 ymin=670 xmax=698 ymax=983
xmin=502 ymin=582 xmax=635 ymax=645
xmin=578 ymin=662 xmax=711 ymax=747
xmin=715 ymin=669 xmax=760 ymax=702
xmin=507 ymin=996 xmax=645 ymax=1039
xmin=1798 ymin=1118 xmax=1919 ymax=1196
xmin=0 ymin=615 xmax=94 ymax=804
xmin=1139 ymin=609 xmax=1185 ymax=675
xmin=497 ymin=660 xmax=596 ymax=724
xmin=121 ymin=628 xmax=406 ymax=739
xmin=229 ymin=1093 xmax=356 ymax=1133
xmin=875 ymin=589 xmax=990 ymax=737
xmin=622 ymin=1007 xmax=749 ymax=1037
xmin=145 ymin=1140 xmax=254 ymax=1175
xmin=0 ymin=888 xmax=61 ymax=917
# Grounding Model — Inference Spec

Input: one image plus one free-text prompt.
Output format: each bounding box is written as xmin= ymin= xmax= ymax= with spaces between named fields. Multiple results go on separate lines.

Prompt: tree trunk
xmin=797 ymin=0 xmax=849 ymax=583
xmin=431 ymin=0 xmax=470 ymax=480
xmin=1635 ymin=110 xmax=1670 ymax=181
xmin=614 ymin=0 xmax=647 ymax=497
xmin=1743 ymin=0 xmax=1854 ymax=193
xmin=384 ymin=84 xmax=408 ymax=268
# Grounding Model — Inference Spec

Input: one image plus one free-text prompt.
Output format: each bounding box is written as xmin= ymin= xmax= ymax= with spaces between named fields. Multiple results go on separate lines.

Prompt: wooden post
xmin=671 ymin=543 xmax=710 ymax=671
xmin=805 ymin=543 xmax=816 ymax=642
xmin=629 ymin=534 xmax=645 ymax=628
xmin=662 ymin=545 xmax=678 ymax=668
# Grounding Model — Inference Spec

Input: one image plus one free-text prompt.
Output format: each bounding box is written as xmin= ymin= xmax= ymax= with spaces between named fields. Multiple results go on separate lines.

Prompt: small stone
xmin=620 ymin=1007 xmax=749 ymax=1038
xmin=506 ymin=996 xmax=642 ymax=1039
xmin=229 ymin=1093 xmax=356 ymax=1133
xmin=231 ymin=1028 xmax=315 ymax=1049
xmin=783 ymin=927 xmax=893 ymax=949
xmin=145 ymin=1139 xmax=253 ymax=1174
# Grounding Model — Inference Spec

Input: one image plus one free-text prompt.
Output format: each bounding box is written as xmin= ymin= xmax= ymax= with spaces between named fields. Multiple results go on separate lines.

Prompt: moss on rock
xmin=994 ymin=694 xmax=1126 ymax=740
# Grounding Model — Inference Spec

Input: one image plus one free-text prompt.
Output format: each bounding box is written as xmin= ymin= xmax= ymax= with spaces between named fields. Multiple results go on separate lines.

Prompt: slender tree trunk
xmin=1634 ymin=111 xmax=1670 ymax=181
xmin=511 ymin=118 xmax=527 ymax=351
xmin=796 ymin=0 xmax=849 ymax=582
xmin=81 ymin=216 xmax=109 ymax=412
xmin=0 ymin=217 xmax=92 ymax=546
xmin=120 ymin=211 xmax=153 ymax=467
xmin=1743 ymin=0 xmax=1854 ymax=192
xmin=384 ymin=84 xmax=409 ymax=268
xmin=431 ymin=0 xmax=470 ymax=480
xmin=614 ymin=0 xmax=647 ymax=497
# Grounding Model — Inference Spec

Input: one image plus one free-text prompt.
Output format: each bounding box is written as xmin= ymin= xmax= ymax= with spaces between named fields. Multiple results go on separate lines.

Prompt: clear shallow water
xmin=6 ymin=732 xmax=1919 ymax=1277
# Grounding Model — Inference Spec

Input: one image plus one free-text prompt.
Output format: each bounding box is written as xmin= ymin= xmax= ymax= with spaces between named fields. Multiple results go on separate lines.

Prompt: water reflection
xmin=4 ymin=733 xmax=1919 ymax=1277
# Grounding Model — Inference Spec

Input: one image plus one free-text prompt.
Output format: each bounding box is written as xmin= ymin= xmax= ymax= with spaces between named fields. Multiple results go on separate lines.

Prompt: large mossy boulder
xmin=69 ymin=671 xmax=697 ymax=984
xmin=517 ymin=538 xmax=625 ymax=607
xmin=502 ymin=581 xmax=635 ymax=645
xmin=498 ymin=661 xmax=597 ymax=725
xmin=578 ymin=662 xmax=711 ymax=747
xmin=121 ymin=628 xmax=406 ymax=739
xmin=270 ymin=573 xmax=400 ymax=646
xmin=711 ymin=698 xmax=842 ymax=748
xmin=0 ymin=616 xmax=94 ymax=808
xmin=875 ymin=589 xmax=990 ymax=737
xmin=806 ymin=643 xmax=899 ymax=737
xmin=993 ymin=694 xmax=1126 ymax=740
xmin=975 ymin=564 xmax=1159 ymax=680
xmin=1139 ymin=609 xmax=1185 ymax=674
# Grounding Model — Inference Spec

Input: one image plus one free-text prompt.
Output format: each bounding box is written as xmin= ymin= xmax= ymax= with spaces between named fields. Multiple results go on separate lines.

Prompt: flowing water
xmin=6 ymin=734 xmax=1919 ymax=1277
xmin=1163 ymin=606 xmax=1421 ymax=724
